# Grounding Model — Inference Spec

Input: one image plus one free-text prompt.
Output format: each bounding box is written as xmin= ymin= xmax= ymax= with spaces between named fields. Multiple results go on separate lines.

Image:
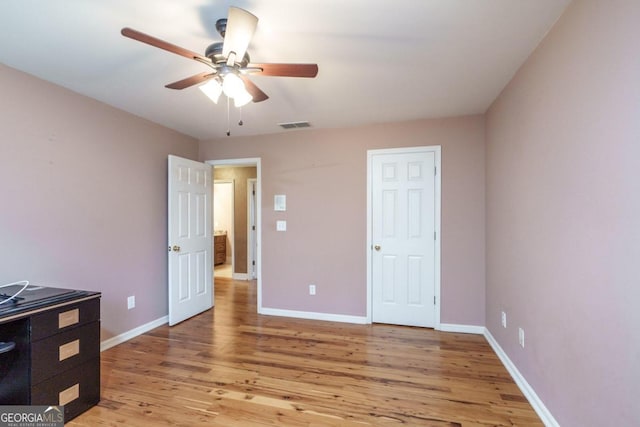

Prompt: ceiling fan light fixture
xmin=234 ymin=87 xmax=253 ymax=107
xmin=199 ymin=78 xmax=222 ymax=104
xmin=221 ymin=72 xmax=245 ymax=98
xmin=121 ymin=6 xmax=318 ymax=134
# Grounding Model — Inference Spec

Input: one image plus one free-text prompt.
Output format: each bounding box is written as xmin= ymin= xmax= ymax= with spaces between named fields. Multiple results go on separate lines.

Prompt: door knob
xmin=374 ymin=245 xmax=381 ymax=251
xmin=172 ymin=245 xmax=181 ymax=252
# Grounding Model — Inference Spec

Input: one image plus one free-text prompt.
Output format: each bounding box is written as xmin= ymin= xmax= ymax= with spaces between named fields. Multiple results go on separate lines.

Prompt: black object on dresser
xmin=0 ymin=285 xmax=101 ymax=422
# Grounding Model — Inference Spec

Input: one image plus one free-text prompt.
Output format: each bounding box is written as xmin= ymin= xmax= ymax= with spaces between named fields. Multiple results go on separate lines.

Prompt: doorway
xmin=213 ymin=180 xmax=233 ymax=279
xmin=208 ymin=158 xmax=262 ymax=312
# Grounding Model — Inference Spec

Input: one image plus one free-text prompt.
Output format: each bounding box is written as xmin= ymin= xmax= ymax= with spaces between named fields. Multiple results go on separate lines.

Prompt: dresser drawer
xmin=31 ymin=357 xmax=100 ymax=421
xmin=31 ymin=321 xmax=100 ymax=385
xmin=30 ymin=297 xmax=100 ymax=341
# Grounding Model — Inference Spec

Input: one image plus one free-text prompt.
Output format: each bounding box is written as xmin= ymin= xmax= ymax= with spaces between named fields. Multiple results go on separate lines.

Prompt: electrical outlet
xmin=309 ymin=284 xmax=316 ymax=295
xmin=501 ymin=311 xmax=507 ymax=328
xmin=518 ymin=328 xmax=525 ymax=348
xmin=127 ymin=295 xmax=135 ymax=310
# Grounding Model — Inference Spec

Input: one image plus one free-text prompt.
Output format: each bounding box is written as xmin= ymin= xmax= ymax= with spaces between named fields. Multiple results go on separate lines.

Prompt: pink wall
xmin=0 ymin=64 xmax=199 ymax=341
xmin=200 ymin=116 xmax=485 ymax=325
xmin=485 ymin=1 xmax=640 ymax=425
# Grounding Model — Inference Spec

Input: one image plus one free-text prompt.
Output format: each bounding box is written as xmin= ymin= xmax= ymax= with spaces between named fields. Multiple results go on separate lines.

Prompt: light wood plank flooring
xmin=70 ymin=278 xmax=542 ymax=426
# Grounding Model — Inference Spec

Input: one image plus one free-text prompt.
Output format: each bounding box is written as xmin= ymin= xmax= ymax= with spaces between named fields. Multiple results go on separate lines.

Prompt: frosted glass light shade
xmin=234 ymin=87 xmax=253 ymax=107
xmin=199 ymin=79 xmax=222 ymax=104
xmin=222 ymin=73 xmax=245 ymax=98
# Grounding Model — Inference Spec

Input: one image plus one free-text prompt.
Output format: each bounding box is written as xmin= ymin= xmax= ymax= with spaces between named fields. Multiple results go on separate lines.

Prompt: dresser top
xmin=0 ymin=285 xmax=100 ymax=323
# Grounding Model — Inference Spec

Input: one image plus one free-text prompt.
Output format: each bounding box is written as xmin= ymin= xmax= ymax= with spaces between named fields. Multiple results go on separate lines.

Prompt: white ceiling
xmin=0 ymin=0 xmax=570 ymax=140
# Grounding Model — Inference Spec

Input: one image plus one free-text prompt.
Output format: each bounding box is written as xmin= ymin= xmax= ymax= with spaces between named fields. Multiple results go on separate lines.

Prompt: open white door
xmin=168 ymin=155 xmax=213 ymax=326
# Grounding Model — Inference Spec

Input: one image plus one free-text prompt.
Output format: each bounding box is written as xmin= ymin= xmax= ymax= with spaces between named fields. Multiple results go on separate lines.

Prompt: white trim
xmin=207 ymin=158 xmax=262 ymax=311
xmin=437 ymin=323 xmax=485 ymax=334
xmin=366 ymin=146 xmax=442 ymax=327
xmin=247 ymin=178 xmax=257 ymax=280
xmin=484 ymin=329 xmax=559 ymax=427
xmin=100 ymin=316 xmax=168 ymax=352
xmin=434 ymin=149 xmax=441 ymax=329
xmin=260 ymin=307 xmax=368 ymax=324
xmin=232 ymin=272 xmax=249 ymax=281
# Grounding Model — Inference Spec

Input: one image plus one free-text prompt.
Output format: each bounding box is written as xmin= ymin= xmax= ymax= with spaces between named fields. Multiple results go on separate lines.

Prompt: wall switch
xmin=518 ymin=328 xmax=525 ymax=348
xmin=276 ymin=220 xmax=287 ymax=231
xmin=309 ymin=284 xmax=316 ymax=295
xmin=501 ymin=311 xmax=507 ymax=328
xmin=127 ymin=295 xmax=135 ymax=310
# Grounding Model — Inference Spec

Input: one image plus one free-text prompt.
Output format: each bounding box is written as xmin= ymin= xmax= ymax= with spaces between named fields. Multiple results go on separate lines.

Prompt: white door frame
xmin=207 ymin=158 xmax=262 ymax=312
xmin=366 ymin=146 xmax=441 ymax=328
xmin=247 ymin=178 xmax=257 ymax=279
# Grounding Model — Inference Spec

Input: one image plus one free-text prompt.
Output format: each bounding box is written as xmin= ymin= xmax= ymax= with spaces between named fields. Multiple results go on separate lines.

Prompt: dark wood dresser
xmin=0 ymin=286 xmax=101 ymax=422
xmin=214 ymin=233 xmax=227 ymax=265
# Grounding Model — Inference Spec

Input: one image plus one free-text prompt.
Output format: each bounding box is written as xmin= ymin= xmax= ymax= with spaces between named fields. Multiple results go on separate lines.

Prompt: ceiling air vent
xmin=278 ymin=121 xmax=311 ymax=129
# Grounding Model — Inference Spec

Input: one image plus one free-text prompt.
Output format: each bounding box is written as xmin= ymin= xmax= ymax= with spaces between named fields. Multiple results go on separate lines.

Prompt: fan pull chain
xmin=226 ymin=96 xmax=231 ymax=136
xmin=238 ymin=106 xmax=243 ymax=126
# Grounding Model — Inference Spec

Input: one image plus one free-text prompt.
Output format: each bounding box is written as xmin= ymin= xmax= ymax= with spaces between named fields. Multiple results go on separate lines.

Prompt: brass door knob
xmin=374 ymin=245 xmax=381 ymax=251
xmin=172 ymin=245 xmax=181 ymax=252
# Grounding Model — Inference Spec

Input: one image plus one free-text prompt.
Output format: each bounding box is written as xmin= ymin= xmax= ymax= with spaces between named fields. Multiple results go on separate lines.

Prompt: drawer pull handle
xmin=59 ymin=383 xmax=80 ymax=406
xmin=58 ymin=309 xmax=79 ymax=329
xmin=59 ymin=339 xmax=80 ymax=361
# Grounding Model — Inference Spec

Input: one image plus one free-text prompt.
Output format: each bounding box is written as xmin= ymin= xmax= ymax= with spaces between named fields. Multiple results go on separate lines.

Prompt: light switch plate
xmin=276 ymin=220 xmax=287 ymax=231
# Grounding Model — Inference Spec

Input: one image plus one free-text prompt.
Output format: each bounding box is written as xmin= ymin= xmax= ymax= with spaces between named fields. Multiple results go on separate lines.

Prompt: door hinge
xmin=252 ymin=260 xmax=255 ymax=266
xmin=434 ymin=166 xmax=437 ymax=176
xmin=434 ymin=231 xmax=436 ymax=240
xmin=252 ymin=190 xmax=255 ymax=195
xmin=434 ymin=296 xmax=436 ymax=305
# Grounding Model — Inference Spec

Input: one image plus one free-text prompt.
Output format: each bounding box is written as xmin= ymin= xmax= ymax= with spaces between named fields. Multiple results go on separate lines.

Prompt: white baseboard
xmin=100 ymin=315 xmax=168 ymax=352
xmin=259 ymin=307 xmax=368 ymax=324
xmin=437 ymin=323 xmax=485 ymax=334
xmin=484 ymin=329 xmax=559 ymax=427
xmin=232 ymin=272 xmax=249 ymax=280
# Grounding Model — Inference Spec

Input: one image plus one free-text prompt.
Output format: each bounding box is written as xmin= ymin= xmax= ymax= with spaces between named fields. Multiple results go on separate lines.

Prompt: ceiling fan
xmin=121 ymin=6 xmax=318 ymax=107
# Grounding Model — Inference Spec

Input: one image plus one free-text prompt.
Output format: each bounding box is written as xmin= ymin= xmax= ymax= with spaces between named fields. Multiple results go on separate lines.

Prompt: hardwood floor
xmin=70 ymin=278 xmax=542 ymax=426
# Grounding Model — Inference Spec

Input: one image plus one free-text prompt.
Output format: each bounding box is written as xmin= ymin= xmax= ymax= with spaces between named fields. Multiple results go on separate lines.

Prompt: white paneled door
xmin=168 ymin=155 xmax=213 ymax=326
xmin=370 ymin=147 xmax=440 ymax=327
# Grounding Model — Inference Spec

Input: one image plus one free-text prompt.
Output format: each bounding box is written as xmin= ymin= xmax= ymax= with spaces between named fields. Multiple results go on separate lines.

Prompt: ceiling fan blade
xmin=239 ymin=75 xmax=269 ymax=103
xmin=250 ymin=63 xmax=318 ymax=78
xmin=222 ymin=7 xmax=258 ymax=63
xmin=121 ymin=27 xmax=211 ymax=64
xmin=165 ymin=72 xmax=215 ymax=90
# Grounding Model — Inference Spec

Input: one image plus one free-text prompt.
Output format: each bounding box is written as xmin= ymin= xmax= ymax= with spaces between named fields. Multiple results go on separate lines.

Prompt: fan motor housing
xmin=205 ymin=42 xmax=250 ymax=67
